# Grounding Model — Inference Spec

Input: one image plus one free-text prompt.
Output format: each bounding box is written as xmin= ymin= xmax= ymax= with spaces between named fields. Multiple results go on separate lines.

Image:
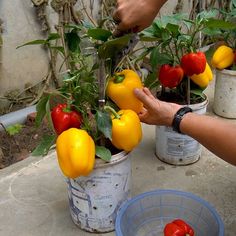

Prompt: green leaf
xmin=87 ymin=28 xmax=112 ymax=42
xmin=6 ymin=124 xmax=24 ymax=136
xmin=95 ymin=145 xmax=112 ymax=162
xmin=144 ymin=72 xmax=157 ymax=89
xmin=16 ymin=39 xmax=46 ymax=49
xmin=49 ymin=46 xmax=64 ymax=54
xmin=47 ymin=33 xmax=60 ymax=41
xmin=190 ymin=89 xmax=205 ymax=98
xmin=166 ymin=23 xmax=180 ymax=37
xmin=45 ymin=98 xmax=55 ymax=133
xmin=95 ymin=110 xmax=112 ymax=140
xmin=64 ymin=24 xmax=83 ymax=30
xmin=150 ymin=47 xmax=173 ymax=68
xmin=35 ymin=96 xmax=50 ymax=127
xmin=98 ymin=34 xmax=132 ymax=59
xmin=205 ymin=18 xmax=236 ymax=30
xmin=31 ymin=135 xmax=56 ymax=156
xmin=65 ymin=30 xmax=81 ymax=53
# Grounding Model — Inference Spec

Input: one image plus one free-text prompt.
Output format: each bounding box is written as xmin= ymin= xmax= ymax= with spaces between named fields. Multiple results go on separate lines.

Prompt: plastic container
xmin=66 ymin=151 xmax=131 ymax=233
xmin=213 ymin=69 xmax=236 ymax=118
xmin=155 ymin=95 xmax=208 ymax=165
xmin=116 ymin=189 xmax=224 ymax=236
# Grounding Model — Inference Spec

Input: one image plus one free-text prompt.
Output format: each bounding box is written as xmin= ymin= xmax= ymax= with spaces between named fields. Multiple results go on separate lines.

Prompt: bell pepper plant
xmin=106 ymin=69 xmax=143 ymax=113
xmin=51 ymin=103 xmax=83 ymax=135
xmin=28 ymin=21 xmax=145 ymax=177
xmin=139 ymin=9 xmax=235 ymax=104
xmin=164 ymin=219 xmax=194 ymax=236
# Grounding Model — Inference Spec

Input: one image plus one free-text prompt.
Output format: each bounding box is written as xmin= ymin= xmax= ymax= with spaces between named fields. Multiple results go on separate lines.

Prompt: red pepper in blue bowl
xmin=164 ymin=219 xmax=194 ymax=236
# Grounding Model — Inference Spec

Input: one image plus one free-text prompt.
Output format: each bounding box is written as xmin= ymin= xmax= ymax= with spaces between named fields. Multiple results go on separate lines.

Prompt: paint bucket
xmin=66 ymin=151 xmax=131 ymax=233
xmin=213 ymin=69 xmax=236 ymax=118
xmin=155 ymin=96 xmax=208 ymax=165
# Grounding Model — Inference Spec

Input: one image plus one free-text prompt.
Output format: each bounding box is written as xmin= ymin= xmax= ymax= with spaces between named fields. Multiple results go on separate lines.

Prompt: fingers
xmin=142 ymin=87 xmax=156 ymax=100
xmin=133 ymin=88 xmax=156 ymax=110
xmin=112 ymin=7 xmax=140 ymax=37
xmin=112 ymin=9 xmax=121 ymax=25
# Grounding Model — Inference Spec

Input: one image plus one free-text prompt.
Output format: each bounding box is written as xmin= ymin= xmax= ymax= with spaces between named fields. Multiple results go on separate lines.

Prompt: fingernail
xmin=133 ymin=88 xmax=139 ymax=95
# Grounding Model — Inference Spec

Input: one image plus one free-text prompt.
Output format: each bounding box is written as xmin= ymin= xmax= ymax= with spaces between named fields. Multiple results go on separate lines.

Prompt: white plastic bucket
xmin=155 ymin=96 xmax=208 ymax=165
xmin=213 ymin=69 xmax=236 ymax=118
xmin=66 ymin=151 xmax=131 ymax=233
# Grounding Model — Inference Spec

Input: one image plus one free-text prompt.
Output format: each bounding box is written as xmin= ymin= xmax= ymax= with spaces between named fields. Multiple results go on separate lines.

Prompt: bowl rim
xmin=115 ymin=189 xmax=224 ymax=236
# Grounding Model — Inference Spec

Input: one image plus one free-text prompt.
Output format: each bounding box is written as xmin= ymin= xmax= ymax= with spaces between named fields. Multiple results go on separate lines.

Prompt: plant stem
xmin=104 ymin=105 xmax=120 ymax=119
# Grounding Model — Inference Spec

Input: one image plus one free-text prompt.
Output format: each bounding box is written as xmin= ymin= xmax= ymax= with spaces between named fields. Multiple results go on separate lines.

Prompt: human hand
xmin=113 ymin=0 xmax=167 ymax=36
xmin=133 ymin=87 xmax=181 ymax=126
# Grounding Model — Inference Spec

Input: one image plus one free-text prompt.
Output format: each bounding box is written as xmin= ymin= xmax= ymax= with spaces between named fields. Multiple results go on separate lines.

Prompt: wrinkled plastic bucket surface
xmin=155 ymin=96 xmax=208 ymax=165
xmin=66 ymin=151 xmax=131 ymax=233
xmin=213 ymin=69 xmax=236 ymax=118
xmin=115 ymin=189 xmax=224 ymax=236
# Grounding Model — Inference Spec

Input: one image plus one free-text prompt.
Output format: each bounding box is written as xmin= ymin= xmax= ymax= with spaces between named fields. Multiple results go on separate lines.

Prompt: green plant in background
xmin=138 ymin=9 xmax=236 ymax=104
xmin=6 ymin=124 xmax=24 ymax=136
xmin=208 ymin=1 xmax=236 ymax=71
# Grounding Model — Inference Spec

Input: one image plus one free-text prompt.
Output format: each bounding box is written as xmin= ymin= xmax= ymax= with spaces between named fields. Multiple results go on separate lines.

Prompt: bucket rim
xmin=95 ymin=150 xmax=129 ymax=168
xmin=115 ymin=189 xmax=224 ymax=236
xmin=216 ymin=68 xmax=236 ymax=76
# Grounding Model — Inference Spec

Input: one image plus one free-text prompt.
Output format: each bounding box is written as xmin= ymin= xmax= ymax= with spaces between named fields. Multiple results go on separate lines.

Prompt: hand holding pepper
xmin=106 ymin=69 xmax=143 ymax=113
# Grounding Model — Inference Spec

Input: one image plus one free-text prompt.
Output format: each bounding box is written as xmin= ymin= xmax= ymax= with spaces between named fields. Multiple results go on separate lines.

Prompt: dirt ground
xmin=0 ymin=113 xmax=53 ymax=169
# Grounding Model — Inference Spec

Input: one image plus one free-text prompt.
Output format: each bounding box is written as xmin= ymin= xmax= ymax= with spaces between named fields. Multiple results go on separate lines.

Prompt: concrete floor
xmin=0 ymin=82 xmax=235 ymax=236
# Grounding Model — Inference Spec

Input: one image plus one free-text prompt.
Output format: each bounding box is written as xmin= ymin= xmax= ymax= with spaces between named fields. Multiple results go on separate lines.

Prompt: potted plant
xmin=209 ymin=3 xmax=236 ymax=118
xmin=137 ymin=10 xmax=225 ymax=165
xmin=18 ymin=11 xmax=144 ymax=233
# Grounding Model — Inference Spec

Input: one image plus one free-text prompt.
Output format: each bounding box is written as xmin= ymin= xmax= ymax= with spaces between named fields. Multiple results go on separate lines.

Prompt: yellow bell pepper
xmin=190 ymin=62 xmax=213 ymax=88
xmin=106 ymin=69 xmax=143 ymax=113
xmin=111 ymin=109 xmax=142 ymax=152
xmin=56 ymin=128 xmax=95 ymax=178
xmin=211 ymin=45 xmax=234 ymax=70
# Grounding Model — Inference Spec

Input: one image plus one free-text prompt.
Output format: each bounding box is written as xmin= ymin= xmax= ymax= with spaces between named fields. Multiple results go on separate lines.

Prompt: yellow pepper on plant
xmin=106 ymin=69 xmax=143 ymax=113
xmin=105 ymin=106 xmax=142 ymax=152
xmin=190 ymin=62 xmax=213 ymax=88
xmin=56 ymin=128 xmax=95 ymax=179
xmin=211 ymin=45 xmax=235 ymax=70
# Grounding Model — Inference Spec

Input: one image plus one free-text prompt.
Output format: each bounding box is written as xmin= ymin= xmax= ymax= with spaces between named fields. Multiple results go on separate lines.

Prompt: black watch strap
xmin=172 ymin=107 xmax=192 ymax=133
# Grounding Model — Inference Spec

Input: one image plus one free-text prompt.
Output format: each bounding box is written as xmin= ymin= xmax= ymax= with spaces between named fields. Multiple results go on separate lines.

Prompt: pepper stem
xmin=113 ymin=74 xmax=125 ymax=83
xmin=104 ymin=105 xmax=121 ymax=119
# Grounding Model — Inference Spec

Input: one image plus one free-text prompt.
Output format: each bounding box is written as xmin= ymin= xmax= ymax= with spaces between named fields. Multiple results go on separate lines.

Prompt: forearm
xmin=180 ymin=112 xmax=236 ymax=166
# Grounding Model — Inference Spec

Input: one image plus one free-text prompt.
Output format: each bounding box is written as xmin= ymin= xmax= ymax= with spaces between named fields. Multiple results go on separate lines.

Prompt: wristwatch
xmin=172 ymin=107 xmax=192 ymax=133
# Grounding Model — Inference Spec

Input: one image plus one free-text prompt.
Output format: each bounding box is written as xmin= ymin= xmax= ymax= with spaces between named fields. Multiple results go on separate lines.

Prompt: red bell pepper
xmin=158 ymin=64 xmax=184 ymax=88
xmin=181 ymin=52 xmax=206 ymax=76
xmin=51 ymin=103 xmax=83 ymax=135
xmin=164 ymin=219 xmax=194 ymax=236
